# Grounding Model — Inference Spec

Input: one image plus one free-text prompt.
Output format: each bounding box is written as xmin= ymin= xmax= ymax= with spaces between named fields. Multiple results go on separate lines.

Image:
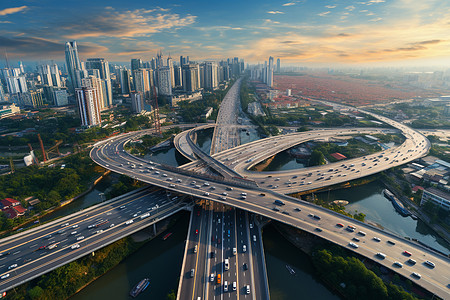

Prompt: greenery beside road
xmin=0 ymin=152 xmax=102 ymax=232
xmin=312 ymin=246 xmax=419 ymax=300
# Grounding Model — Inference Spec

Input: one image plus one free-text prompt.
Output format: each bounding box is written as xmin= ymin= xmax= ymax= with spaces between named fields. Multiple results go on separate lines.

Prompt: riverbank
xmin=273 ymin=222 xmax=428 ymax=299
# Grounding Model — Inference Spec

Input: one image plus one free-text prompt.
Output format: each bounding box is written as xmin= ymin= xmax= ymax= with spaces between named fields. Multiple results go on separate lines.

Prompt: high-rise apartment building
xmin=50 ymin=64 xmax=61 ymax=87
xmin=133 ymin=69 xmax=152 ymax=101
xmin=157 ymin=66 xmax=173 ymax=96
xmin=82 ymin=76 xmax=105 ymax=111
xmin=65 ymin=41 xmax=82 ymax=94
xmin=85 ymin=58 xmax=112 ymax=108
xmin=38 ymin=65 xmax=53 ymax=86
xmin=204 ymin=61 xmax=218 ymax=90
xmin=76 ymin=87 xmax=102 ymax=127
xmin=130 ymin=91 xmax=144 ymax=114
xmin=182 ymin=63 xmax=200 ymax=92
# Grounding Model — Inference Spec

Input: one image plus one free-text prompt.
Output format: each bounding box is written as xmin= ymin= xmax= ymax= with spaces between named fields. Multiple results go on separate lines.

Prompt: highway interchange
xmin=1 ymin=78 xmax=449 ymax=299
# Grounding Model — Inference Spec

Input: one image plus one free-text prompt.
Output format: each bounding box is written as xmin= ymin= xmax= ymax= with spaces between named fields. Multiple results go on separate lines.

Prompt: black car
xmin=210 ymin=251 xmax=215 ymax=258
xmin=387 ymin=240 xmax=396 ymax=245
xmin=273 ymin=200 xmax=285 ymax=206
xmin=313 ymin=215 xmax=321 ymax=220
xmin=243 ymin=263 xmax=248 ymax=270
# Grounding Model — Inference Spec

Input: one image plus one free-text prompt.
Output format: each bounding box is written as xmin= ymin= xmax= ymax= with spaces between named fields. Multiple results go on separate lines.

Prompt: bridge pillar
xmin=153 ymin=223 xmax=157 ymax=236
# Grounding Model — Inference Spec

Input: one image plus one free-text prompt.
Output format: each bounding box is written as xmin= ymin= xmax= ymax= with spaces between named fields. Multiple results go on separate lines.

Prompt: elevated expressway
xmin=89 ymin=117 xmax=449 ymax=298
xmin=0 ymin=187 xmax=189 ymax=294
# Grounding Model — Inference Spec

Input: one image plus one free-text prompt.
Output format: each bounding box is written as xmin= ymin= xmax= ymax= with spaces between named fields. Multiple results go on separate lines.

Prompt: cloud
xmin=318 ymin=11 xmax=331 ymax=17
xmin=345 ymin=6 xmax=356 ymax=11
xmin=0 ymin=36 xmax=106 ymax=59
xmin=267 ymin=11 xmax=284 ymax=14
xmin=0 ymin=6 xmax=28 ymax=16
xmin=416 ymin=39 xmax=442 ymax=45
xmin=283 ymin=2 xmax=296 ymax=6
xmin=0 ymin=21 xmax=12 ymax=24
xmin=336 ymin=33 xmax=352 ymax=37
xmin=43 ymin=8 xmax=197 ymax=39
xmin=325 ymin=5 xmax=336 ymax=9
xmin=370 ymin=17 xmax=382 ymax=22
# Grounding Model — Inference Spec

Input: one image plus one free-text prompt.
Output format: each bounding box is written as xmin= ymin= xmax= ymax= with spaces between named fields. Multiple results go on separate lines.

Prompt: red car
xmin=195 ymin=229 xmax=198 ymax=235
xmin=403 ymin=251 xmax=412 ymax=256
xmin=336 ymin=223 xmax=344 ymax=227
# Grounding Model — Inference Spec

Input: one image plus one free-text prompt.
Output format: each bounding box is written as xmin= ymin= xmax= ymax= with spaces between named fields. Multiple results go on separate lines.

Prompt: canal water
xmin=315 ymin=181 xmax=450 ymax=254
xmin=263 ymin=225 xmax=340 ymax=300
xmin=70 ymin=212 xmax=189 ymax=300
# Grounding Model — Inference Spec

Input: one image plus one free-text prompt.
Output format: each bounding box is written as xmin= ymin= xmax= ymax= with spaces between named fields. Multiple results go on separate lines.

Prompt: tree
xmin=309 ymin=150 xmax=326 ymax=166
xmin=28 ymin=286 xmax=44 ymax=299
xmin=297 ymin=126 xmax=310 ymax=132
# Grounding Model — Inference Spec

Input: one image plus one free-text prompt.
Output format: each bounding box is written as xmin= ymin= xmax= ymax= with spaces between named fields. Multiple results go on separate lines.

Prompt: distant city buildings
xmin=130 ymin=91 xmax=145 ymax=114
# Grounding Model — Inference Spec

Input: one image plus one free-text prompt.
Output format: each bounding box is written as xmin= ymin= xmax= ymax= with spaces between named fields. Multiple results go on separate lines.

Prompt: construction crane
xmin=38 ymin=133 xmax=47 ymax=162
xmin=152 ymin=84 xmax=162 ymax=136
xmin=47 ymin=140 xmax=63 ymax=159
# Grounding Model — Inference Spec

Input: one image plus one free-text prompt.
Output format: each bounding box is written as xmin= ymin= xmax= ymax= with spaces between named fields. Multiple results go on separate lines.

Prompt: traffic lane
xmin=0 ymin=187 xmax=156 ymax=252
xmin=0 ymin=189 xmax=167 ymax=267
xmin=249 ymin=225 xmax=267 ymax=300
xmin=235 ymin=210 xmax=253 ymax=299
xmin=0 ymin=203 xmax=183 ymax=292
xmin=178 ymin=206 xmax=203 ymax=299
xmin=193 ymin=206 xmax=210 ymax=300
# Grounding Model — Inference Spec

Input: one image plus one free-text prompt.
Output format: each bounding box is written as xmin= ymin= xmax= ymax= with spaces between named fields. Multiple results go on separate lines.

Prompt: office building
xmin=65 ymin=41 xmax=82 ymax=93
xmin=204 ymin=61 xmax=218 ymax=90
xmin=38 ymin=65 xmax=53 ymax=86
xmin=267 ymin=56 xmax=274 ymax=87
xmin=120 ymin=68 xmax=132 ymax=94
xmin=133 ymin=69 xmax=152 ymax=101
xmin=131 ymin=58 xmax=142 ymax=73
xmin=6 ymin=76 xmax=27 ymax=94
xmin=276 ymin=58 xmax=281 ymax=73
xmin=76 ymin=87 xmax=102 ymax=127
xmin=50 ymin=64 xmax=61 ymax=87
xmin=53 ymin=89 xmax=69 ymax=106
xmin=21 ymin=90 xmax=43 ymax=108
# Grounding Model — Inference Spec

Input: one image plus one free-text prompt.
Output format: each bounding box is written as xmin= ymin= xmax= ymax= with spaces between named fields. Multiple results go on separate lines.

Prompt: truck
xmin=224 ymin=259 xmax=229 ymax=271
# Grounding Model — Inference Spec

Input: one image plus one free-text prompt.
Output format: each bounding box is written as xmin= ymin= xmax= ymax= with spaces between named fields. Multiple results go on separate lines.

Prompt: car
xmin=315 ymin=227 xmax=323 ymax=232
xmin=273 ymin=200 xmax=285 ymax=206
xmin=162 ymin=174 xmax=168 ymax=177
xmin=119 ymin=206 xmax=126 ymax=209
xmin=352 ymin=237 xmax=360 ymax=242
xmin=308 ymin=213 xmax=314 ymax=217
xmin=249 ymin=223 xmax=253 ymax=229
xmin=424 ymin=260 xmax=435 ymax=268
xmin=358 ymin=231 xmax=366 ymax=236
xmin=169 ymin=184 xmax=175 ymax=188
xmin=1 ymin=273 xmax=10 ymax=280
xmin=243 ymin=263 xmax=248 ymax=270
xmin=210 ymin=273 xmax=215 ymax=282
xmin=376 ymin=252 xmax=386 ymax=259
xmin=282 ymin=211 xmax=290 ymax=215
xmin=233 ymin=281 xmax=237 ymax=291
xmin=222 ymin=192 xmax=228 ymax=196
xmin=8 ymin=264 xmax=18 ymax=270
xmin=71 ymin=231 xmax=77 ymax=235
xmin=294 ymin=208 xmax=301 ymax=211
xmin=272 ymin=207 xmax=280 ymax=212
xmin=210 ymin=251 xmax=215 ymax=258
xmin=313 ymin=215 xmax=321 ymax=220
xmin=373 ymin=237 xmax=381 ymax=242
xmin=387 ymin=240 xmax=395 ymax=245
xmin=407 ymin=258 xmax=416 ymax=265
xmin=76 ymin=236 xmax=84 ymax=241
xmin=203 ymin=192 xmax=210 ymax=196
xmin=403 ymin=250 xmax=412 ymax=256
xmin=246 ymin=285 xmax=250 ymax=294
xmin=195 ymin=229 xmax=198 ymax=235
xmin=411 ymin=272 xmax=421 ymax=279
xmin=253 ymin=235 xmax=256 ymax=242
xmin=110 ymin=224 xmax=115 ymax=228
xmin=71 ymin=244 xmax=80 ymax=249
xmin=133 ymin=213 xmax=138 ymax=217
xmin=349 ymin=242 xmax=359 ymax=248
xmin=61 ymin=223 xmax=69 ymax=227
xmin=190 ymin=269 xmax=195 ymax=278
xmin=243 ymin=245 xmax=247 ymax=252
xmin=394 ymin=261 xmax=403 ymax=268
xmin=346 ymin=227 xmax=355 ymax=232
xmin=219 ymin=196 xmax=227 ymax=201
xmin=224 ymin=281 xmax=228 ymax=292
xmin=0 ymin=252 xmax=10 ymax=257
xmin=336 ymin=223 xmax=344 ymax=227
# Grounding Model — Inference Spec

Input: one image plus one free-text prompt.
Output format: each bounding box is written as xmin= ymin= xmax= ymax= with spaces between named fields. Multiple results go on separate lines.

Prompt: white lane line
xmin=12 ymin=251 xmax=20 ymax=255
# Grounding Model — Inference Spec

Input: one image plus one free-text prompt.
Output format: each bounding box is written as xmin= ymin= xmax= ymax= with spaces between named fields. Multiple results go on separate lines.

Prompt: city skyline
xmin=0 ymin=1 xmax=449 ymax=67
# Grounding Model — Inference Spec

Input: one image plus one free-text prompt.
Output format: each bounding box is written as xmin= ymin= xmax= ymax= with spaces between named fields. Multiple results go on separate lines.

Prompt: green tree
xmin=309 ymin=150 xmax=326 ymax=166
xmin=28 ymin=286 xmax=44 ymax=299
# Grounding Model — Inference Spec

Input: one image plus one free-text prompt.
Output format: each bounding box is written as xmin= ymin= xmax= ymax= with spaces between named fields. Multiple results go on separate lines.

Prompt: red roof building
xmin=330 ymin=152 xmax=347 ymax=160
xmin=0 ymin=198 xmax=20 ymax=209
xmin=1 ymin=198 xmax=27 ymax=218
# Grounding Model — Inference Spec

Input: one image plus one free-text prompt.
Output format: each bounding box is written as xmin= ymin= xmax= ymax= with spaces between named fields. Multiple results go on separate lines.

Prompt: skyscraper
xmin=276 ymin=58 xmax=281 ymax=73
xmin=120 ymin=68 xmax=132 ymax=95
xmin=38 ymin=65 xmax=53 ymax=86
xmin=131 ymin=59 xmax=142 ymax=73
xmin=65 ymin=41 xmax=82 ymax=94
xmin=133 ymin=69 xmax=152 ymax=101
xmin=76 ymin=87 xmax=102 ymax=127
xmin=204 ymin=61 xmax=218 ymax=90
xmin=268 ymin=56 xmax=274 ymax=87
xmin=82 ymin=76 xmax=105 ymax=111
xmin=50 ymin=64 xmax=61 ymax=87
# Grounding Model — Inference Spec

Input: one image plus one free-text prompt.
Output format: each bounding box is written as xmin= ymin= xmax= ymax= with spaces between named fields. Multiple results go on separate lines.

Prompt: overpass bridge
xmin=0 ymin=187 xmax=190 ymax=294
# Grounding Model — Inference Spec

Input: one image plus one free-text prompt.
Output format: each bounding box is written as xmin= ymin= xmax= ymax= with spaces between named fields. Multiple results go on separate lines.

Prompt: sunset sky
xmin=0 ymin=0 xmax=449 ymax=67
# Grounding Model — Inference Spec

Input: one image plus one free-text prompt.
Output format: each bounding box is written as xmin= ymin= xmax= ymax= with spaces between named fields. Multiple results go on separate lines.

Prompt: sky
xmin=0 ymin=0 xmax=449 ymax=67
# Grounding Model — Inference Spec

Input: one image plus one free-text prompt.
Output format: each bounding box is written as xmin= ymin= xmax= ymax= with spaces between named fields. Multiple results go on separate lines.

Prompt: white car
xmin=210 ymin=273 xmax=214 ymax=282
xmin=71 ymin=244 xmax=80 ymax=250
xmin=76 ymin=236 xmax=85 ymax=241
xmin=8 ymin=264 xmax=17 ymax=270
xmin=1 ymin=273 xmax=10 ymax=280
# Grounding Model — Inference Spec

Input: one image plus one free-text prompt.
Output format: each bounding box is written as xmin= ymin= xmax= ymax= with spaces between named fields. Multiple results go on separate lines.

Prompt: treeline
xmin=0 ymin=153 xmax=99 ymax=231
xmin=7 ymin=237 xmax=138 ymax=300
xmin=312 ymin=247 xmax=418 ymax=300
